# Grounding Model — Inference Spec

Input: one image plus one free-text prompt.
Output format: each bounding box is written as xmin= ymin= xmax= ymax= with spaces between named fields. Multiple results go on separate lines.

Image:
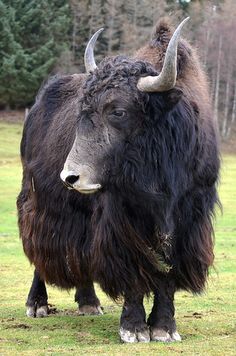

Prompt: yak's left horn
xmin=84 ymin=28 xmax=104 ymax=73
xmin=137 ymin=17 xmax=189 ymax=92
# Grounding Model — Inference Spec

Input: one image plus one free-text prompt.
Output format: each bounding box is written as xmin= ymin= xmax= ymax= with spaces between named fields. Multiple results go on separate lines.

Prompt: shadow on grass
xmin=2 ymin=307 xmax=121 ymax=346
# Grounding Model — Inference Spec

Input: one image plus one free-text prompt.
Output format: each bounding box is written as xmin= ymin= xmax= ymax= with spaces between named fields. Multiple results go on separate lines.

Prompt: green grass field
xmin=0 ymin=122 xmax=235 ymax=355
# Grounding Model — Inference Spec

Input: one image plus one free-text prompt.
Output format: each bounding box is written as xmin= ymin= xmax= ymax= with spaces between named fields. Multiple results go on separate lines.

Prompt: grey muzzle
xmin=60 ymin=168 xmax=101 ymax=194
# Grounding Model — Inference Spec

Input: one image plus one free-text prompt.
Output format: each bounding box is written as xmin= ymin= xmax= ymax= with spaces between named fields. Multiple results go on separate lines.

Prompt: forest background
xmin=0 ymin=0 xmax=235 ymax=141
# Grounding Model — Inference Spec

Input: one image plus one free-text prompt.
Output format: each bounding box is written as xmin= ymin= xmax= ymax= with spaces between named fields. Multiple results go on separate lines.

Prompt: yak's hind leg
xmin=119 ymin=293 xmax=150 ymax=343
xmin=148 ymin=277 xmax=181 ymax=342
xmin=26 ymin=270 xmax=48 ymax=318
xmin=75 ymin=281 xmax=103 ymax=315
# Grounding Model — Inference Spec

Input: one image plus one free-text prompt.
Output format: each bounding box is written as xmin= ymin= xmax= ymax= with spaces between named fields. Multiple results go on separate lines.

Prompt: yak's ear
xmin=162 ymin=88 xmax=183 ymax=110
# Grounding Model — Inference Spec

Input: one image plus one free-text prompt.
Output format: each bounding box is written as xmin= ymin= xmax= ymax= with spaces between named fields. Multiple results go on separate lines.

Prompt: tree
xmin=196 ymin=0 xmax=236 ymax=139
xmin=0 ymin=0 xmax=71 ymax=108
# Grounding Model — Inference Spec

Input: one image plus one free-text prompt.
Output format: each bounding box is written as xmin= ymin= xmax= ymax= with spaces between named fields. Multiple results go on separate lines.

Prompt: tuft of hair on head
xmin=151 ymin=17 xmax=173 ymax=46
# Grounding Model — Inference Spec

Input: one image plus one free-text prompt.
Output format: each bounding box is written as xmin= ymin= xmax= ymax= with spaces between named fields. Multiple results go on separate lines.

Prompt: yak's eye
xmin=110 ymin=109 xmax=127 ymax=118
xmin=105 ymin=107 xmax=128 ymax=129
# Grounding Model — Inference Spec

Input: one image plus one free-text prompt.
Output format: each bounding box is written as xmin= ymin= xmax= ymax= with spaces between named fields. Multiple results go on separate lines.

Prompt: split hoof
xmin=78 ymin=305 xmax=103 ymax=316
xmin=119 ymin=327 xmax=150 ymax=343
xmin=36 ymin=305 xmax=48 ymax=318
xmin=171 ymin=331 xmax=182 ymax=341
xmin=26 ymin=306 xmax=36 ymax=318
xmin=150 ymin=328 xmax=181 ymax=342
xmin=26 ymin=304 xmax=48 ymax=318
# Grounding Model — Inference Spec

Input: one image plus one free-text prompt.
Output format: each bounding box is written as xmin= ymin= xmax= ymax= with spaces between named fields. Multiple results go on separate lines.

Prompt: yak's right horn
xmin=137 ymin=17 xmax=190 ymax=92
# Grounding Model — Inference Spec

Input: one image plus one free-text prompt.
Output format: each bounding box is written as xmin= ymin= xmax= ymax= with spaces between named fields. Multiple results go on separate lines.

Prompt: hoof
xmin=26 ymin=306 xmax=36 ymax=318
xmin=78 ymin=305 xmax=103 ymax=316
xmin=36 ymin=305 xmax=48 ymax=318
xmin=171 ymin=331 xmax=182 ymax=341
xmin=150 ymin=328 xmax=181 ymax=342
xmin=26 ymin=305 xmax=48 ymax=318
xmin=119 ymin=327 xmax=150 ymax=343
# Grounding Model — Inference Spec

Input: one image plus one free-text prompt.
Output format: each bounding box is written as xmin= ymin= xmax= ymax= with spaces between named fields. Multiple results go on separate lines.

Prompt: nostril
xmin=65 ymin=175 xmax=80 ymax=185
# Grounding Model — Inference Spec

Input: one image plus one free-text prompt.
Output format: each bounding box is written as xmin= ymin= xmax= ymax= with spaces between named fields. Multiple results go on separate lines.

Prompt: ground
xmin=0 ymin=120 xmax=235 ymax=355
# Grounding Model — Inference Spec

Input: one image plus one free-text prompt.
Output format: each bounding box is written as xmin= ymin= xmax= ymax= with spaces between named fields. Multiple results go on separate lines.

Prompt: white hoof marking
xmin=151 ymin=328 xmax=182 ymax=342
xmin=78 ymin=305 xmax=103 ymax=316
xmin=119 ymin=327 xmax=150 ymax=343
xmin=119 ymin=327 xmax=138 ymax=343
xmin=171 ymin=331 xmax=182 ymax=341
xmin=26 ymin=306 xmax=36 ymax=318
xmin=151 ymin=328 xmax=172 ymax=342
xmin=36 ymin=305 xmax=48 ymax=318
xmin=137 ymin=330 xmax=150 ymax=343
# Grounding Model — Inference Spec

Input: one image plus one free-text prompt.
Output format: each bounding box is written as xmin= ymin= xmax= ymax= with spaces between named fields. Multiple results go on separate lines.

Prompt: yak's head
xmin=60 ymin=18 xmax=189 ymax=194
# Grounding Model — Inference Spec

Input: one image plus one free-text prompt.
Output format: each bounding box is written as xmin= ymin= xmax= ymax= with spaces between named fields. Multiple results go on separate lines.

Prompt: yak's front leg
xmin=119 ymin=293 xmax=150 ymax=343
xmin=148 ymin=277 xmax=181 ymax=342
xmin=26 ymin=269 xmax=48 ymax=317
xmin=75 ymin=281 xmax=103 ymax=315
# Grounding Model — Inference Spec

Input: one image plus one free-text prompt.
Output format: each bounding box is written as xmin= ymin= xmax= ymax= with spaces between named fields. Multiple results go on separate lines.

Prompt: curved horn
xmin=137 ymin=17 xmax=190 ymax=92
xmin=84 ymin=28 xmax=104 ymax=73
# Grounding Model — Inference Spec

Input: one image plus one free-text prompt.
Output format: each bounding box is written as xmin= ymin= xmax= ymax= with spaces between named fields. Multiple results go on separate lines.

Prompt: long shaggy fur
xmin=17 ymin=20 xmax=220 ymax=299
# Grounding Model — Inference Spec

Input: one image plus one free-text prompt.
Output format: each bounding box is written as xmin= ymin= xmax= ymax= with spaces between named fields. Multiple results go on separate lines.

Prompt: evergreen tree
xmin=0 ymin=0 xmax=71 ymax=108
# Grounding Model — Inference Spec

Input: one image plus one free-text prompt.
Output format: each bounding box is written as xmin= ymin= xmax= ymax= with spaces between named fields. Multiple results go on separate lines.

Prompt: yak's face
xmin=60 ymin=19 xmax=188 ymax=194
xmin=61 ymin=57 xmax=152 ymax=194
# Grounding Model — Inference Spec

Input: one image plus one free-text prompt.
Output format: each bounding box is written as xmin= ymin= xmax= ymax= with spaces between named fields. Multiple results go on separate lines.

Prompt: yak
xmin=17 ymin=18 xmax=220 ymax=343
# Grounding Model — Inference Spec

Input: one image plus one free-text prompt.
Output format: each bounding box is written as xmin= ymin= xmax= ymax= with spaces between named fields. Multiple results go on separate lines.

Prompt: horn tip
xmin=94 ymin=28 xmax=105 ymax=37
xmin=182 ymin=17 xmax=190 ymax=25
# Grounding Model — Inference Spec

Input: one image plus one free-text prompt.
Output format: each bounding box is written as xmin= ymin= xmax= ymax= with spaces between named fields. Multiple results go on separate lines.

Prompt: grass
xmin=0 ymin=122 xmax=235 ymax=355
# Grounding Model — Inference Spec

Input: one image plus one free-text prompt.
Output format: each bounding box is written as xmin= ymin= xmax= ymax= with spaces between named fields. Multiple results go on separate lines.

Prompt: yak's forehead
xmin=95 ymin=55 xmax=156 ymax=79
xmin=81 ymin=56 xmax=157 ymax=103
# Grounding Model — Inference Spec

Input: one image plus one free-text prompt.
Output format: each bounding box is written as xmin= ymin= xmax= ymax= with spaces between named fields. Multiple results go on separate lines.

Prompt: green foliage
xmin=0 ymin=0 xmax=71 ymax=108
xmin=0 ymin=121 xmax=235 ymax=354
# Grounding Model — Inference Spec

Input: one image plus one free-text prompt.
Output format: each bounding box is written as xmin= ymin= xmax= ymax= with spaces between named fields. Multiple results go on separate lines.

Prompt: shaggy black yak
xmin=17 ymin=18 xmax=219 ymax=343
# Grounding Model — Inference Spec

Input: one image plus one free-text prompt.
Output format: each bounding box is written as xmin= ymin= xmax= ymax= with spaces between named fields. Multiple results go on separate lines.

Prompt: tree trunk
xmin=226 ymin=83 xmax=236 ymax=138
xmin=133 ymin=0 xmax=137 ymax=48
xmin=213 ymin=36 xmax=222 ymax=128
xmin=72 ymin=14 xmax=77 ymax=59
xmin=107 ymin=0 xmax=115 ymax=55
xmin=204 ymin=26 xmax=210 ymax=66
xmin=221 ymin=72 xmax=231 ymax=138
